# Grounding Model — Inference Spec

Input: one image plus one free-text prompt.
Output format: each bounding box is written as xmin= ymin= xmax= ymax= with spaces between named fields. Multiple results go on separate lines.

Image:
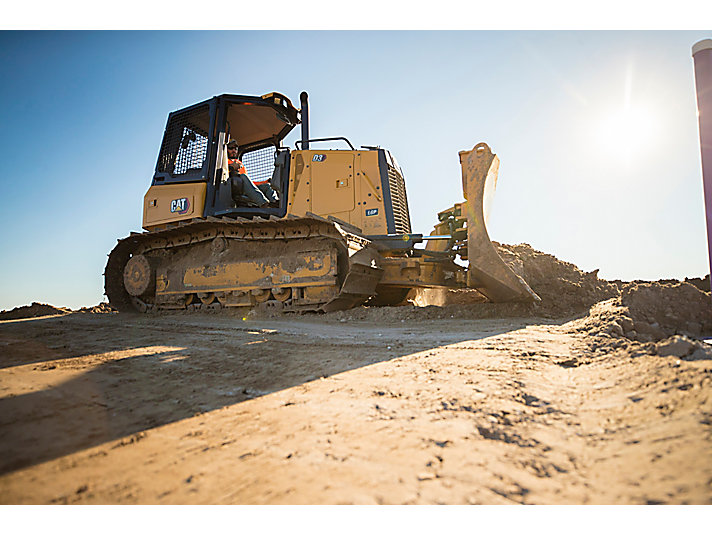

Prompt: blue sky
xmin=0 ymin=30 xmax=710 ymax=310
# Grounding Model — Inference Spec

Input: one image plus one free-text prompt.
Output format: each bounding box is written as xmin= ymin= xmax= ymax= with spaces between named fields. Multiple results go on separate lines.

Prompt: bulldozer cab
xmin=151 ymin=92 xmax=300 ymax=219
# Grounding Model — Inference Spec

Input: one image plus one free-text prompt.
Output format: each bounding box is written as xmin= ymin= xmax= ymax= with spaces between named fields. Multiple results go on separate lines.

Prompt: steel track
xmin=104 ymin=215 xmax=382 ymax=314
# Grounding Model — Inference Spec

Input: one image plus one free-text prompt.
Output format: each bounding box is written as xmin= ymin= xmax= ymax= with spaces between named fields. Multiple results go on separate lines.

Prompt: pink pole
xmin=692 ymin=39 xmax=712 ymax=293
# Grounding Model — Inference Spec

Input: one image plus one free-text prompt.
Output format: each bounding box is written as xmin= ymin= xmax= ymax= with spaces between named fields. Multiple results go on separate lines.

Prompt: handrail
xmin=295 ymin=137 xmax=355 ymax=150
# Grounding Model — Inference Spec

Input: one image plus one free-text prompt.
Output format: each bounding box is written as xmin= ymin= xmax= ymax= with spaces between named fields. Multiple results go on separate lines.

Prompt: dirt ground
xmin=1 ymin=244 xmax=711 ymax=504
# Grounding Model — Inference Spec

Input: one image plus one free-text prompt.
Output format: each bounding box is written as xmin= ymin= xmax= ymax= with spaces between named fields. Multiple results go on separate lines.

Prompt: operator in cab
xmin=227 ymin=140 xmax=279 ymax=207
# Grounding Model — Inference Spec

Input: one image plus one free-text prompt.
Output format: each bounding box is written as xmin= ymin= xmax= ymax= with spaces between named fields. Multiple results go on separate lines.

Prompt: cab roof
xmin=173 ymin=92 xmax=301 ymax=149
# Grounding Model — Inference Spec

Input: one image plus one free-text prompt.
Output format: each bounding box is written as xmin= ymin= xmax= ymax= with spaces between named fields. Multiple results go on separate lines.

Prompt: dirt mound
xmin=571 ymin=303 xmax=712 ymax=362
xmin=570 ymin=281 xmax=712 ymax=341
xmin=610 ymin=275 xmax=711 ymax=295
xmin=619 ymin=281 xmax=712 ymax=340
xmin=494 ymin=242 xmax=620 ymax=316
xmin=683 ymin=275 xmax=710 ymax=294
xmin=0 ymin=302 xmax=71 ymax=321
xmin=0 ymin=302 xmax=118 ymax=321
xmin=565 ymin=280 xmax=712 ymax=362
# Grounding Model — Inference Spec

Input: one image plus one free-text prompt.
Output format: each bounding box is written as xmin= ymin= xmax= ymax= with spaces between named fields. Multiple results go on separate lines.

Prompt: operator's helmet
xmin=226 ymin=140 xmax=238 ymax=149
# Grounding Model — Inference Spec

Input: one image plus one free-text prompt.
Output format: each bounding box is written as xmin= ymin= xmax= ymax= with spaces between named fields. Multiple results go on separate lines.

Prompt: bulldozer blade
xmin=460 ymin=143 xmax=540 ymax=302
xmin=320 ymin=246 xmax=383 ymax=312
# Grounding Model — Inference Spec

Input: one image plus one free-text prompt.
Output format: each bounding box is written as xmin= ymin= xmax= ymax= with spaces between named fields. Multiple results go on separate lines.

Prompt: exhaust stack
xmin=300 ymin=91 xmax=309 ymax=150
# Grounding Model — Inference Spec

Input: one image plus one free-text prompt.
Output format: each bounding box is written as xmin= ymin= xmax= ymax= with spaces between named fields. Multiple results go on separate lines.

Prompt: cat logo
xmin=170 ymin=197 xmax=190 ymax=214
xmin=312 ymin=154 xmax=327 ymax=162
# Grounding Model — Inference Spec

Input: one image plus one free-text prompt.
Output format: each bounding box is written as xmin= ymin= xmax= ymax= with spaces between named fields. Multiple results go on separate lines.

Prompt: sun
xmin=596 ymin=104 xmax=658 ymax=163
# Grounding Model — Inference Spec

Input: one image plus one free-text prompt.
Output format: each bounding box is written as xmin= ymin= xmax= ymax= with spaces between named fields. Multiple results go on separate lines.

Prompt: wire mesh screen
xmin=157 ymin=104 xmax=210 ymax=176
xmin=242 ymin=146 xmax=276 ymax=184
xmin=173 ymin=128 xmax=209 ymax=174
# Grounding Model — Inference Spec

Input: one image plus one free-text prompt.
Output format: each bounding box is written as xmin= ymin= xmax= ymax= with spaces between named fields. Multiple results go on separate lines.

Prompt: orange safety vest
xmin=228 ymin=158 xmax=247 ymax=175
xmin=228 ymin=158 xmax=270 ymax=186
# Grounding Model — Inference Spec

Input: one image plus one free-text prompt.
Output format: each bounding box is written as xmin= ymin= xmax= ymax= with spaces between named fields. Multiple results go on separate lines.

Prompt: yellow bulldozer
xmin=105 ymin=91 xmax=539 ymax=313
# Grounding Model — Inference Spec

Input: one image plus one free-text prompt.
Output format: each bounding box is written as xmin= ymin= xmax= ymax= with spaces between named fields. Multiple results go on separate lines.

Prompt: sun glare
xmin=596 ymin=104 xmax=659 ymax=163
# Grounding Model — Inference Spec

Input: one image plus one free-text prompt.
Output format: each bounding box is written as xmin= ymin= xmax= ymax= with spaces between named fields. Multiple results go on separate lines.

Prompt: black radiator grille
xmin=387 ymin=164 xmax=412 ymax=234
xmin=157 ymin=104 xmax=210 ymax=176
xmin=242 ymin=146 xmax=276 ymax=184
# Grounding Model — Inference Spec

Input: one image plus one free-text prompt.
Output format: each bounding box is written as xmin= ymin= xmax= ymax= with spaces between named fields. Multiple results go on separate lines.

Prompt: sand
xmin=1 ymin=243 xmax=710 ymax=504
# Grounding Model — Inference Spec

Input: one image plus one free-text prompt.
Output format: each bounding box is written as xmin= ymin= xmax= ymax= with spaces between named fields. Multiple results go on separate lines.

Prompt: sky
xmin=0 ymin=28 xmax=711 ymax=310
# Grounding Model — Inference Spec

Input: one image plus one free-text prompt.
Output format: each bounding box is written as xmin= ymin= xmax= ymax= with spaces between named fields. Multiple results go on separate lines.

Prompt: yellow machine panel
xmin=287 ymin=149 xmax=389 ymax=234
xmin=179 ymin=251 xmax=337 ymax=293
xmin=312 ymin=151 xmax=355 ymax=214
xmin=142 ymin=182 xmax=207 ymax=230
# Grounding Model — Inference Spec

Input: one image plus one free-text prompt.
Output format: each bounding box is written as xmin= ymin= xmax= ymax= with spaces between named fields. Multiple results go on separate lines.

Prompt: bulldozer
xmin=105 ymin=91 xmax=539 ymax=313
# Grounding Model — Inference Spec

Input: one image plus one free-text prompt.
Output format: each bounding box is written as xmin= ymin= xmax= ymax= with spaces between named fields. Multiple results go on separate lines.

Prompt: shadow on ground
xmin=0 ymin=311 xmax=540 ymax=475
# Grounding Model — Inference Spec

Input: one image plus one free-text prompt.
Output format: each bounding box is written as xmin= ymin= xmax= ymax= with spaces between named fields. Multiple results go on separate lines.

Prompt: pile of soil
xmin=619 ymin=281 xmax=712 ymax=340
xmin=0 ymin=302 xmax=71 ymax=321
xmin=493 ymin=242 xmax=621 ymax=316
xmin=565 ymin=281 xmax=712 ymax=362
xmin=588 ymin=282 xmax=711 ymax=341
xmin=684 ymin=274 xmax=711 ymax=293
xmin=611 ymin=275 xmax=711 ymax=295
